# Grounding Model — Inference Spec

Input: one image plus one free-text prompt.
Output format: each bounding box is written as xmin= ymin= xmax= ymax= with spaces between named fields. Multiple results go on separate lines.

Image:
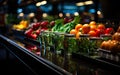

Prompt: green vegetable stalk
xmin=58 ymin=16 xmax=80 ymax=33
xmin=51 ymin=19 xmax=64 ymax=32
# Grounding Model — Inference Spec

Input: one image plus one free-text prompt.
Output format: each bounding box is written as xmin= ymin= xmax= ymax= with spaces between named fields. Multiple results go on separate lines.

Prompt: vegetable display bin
xmin=64 ymin=34 xmax=79 ymax=56
xmin=77 ymin=34 xmax=90 ymax=55
xmin=40 ymin=31 xmax=55 ymax=51
xmin=53 ymin=32 xmax=65 ymax=54
xmin=76 ymin=34 xmax=103 ymax=56
xmin=100 ymin=34 xmax=112 ymax=41
xmin=89 ymin=37 xmax=103 ymax=56
xmin=97 ymin=48 xmax=120 ymax=62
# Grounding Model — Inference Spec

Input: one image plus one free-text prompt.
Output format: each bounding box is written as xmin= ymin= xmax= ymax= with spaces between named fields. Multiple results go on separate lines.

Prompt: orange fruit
xmin=75 ymin=24 xmax=83 ymax=31
xmin=89 ymin=21 xmax=96 ymax=25
xmin=97 ymin=23 xmax=105 ymax=30
xmin=88 ymin=30 xmax=96 ymax=37
xmin=70 ymin=29 xmax=78 ymax=34
xmin=90 ymin=24 xmax=97 ymax=31
xmin=82 ymin=24 xmax=90 ymax=34
xmin=76 ymin=32 xmax=82 ymax=39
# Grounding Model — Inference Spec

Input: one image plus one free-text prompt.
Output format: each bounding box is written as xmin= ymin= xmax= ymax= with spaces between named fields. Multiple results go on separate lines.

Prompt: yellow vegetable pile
xmin=12 ymin=20 xmax=29 ymax=30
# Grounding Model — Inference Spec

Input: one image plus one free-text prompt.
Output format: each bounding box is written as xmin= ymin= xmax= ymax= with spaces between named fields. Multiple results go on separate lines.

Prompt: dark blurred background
xmin=0 ymin=0 xmax=120 ymax=32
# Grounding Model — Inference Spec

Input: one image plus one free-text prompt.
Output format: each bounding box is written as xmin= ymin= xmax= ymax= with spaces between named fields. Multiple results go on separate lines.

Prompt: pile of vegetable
xmin=52 ymin=16 xmax=80 ymax=33
xmin=100 ymin=26 xmax=120 ymax=53
xmin=24 ymin=20 xmax=55 ymax=40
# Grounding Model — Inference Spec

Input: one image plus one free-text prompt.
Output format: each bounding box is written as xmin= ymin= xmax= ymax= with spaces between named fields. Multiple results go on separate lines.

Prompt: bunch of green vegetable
xmin=51 ymin=19 xmax=64 ymax=32
xmin=52 ymin=16 xmax=80 ymax=33
xmin=58 ymin=16 xmax=80 ymax=33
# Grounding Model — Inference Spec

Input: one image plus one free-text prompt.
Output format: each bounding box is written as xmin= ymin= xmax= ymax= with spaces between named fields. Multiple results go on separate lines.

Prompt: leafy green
xmin=52 ymin=16 xmax=81 ymax=33
xmin=51 ymin=19 xmax=64 ymax=32
xmin=58 ymin=16 xmax=80 ymax=33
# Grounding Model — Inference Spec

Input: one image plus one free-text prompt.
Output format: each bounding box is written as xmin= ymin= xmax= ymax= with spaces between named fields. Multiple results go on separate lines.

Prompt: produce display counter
xmin=0 ymin=33 xmax=120 ymax=75
xmin=0 ymin=34 xmax=71 ymax=75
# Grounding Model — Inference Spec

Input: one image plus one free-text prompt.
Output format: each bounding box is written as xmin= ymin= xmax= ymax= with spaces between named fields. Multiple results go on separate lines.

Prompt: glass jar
xmin=40 ymin=30 xmax=54 ymax=51
xmin=100 ymin=34 xmax=112 ymax=41
xmin=53 ymin=32 xmax=65 ymax=54
xmin=89 ymin=37 xmax=103 ymax=56
xmin=64 ymin=34 xmax=79 ymax=56
xmin=78 ymin=34 xmax=90 ymax=55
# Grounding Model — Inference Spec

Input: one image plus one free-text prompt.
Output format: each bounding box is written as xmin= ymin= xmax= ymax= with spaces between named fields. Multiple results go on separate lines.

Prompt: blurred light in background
xmin=41 ymin=1 xmax=47 ymax=5
xmin=84 ymin=1 xmax=93 ymax=5
xmin=76 ymin=2 xmax=84 ymax=6
xmin=63 ymin=3 xmax=77 ymax=10
xmin=74 ymin=12 xmax=79 ymax=16
xmin=97 ymin=11 xmax=101 ymax=15
xmin=40 ymin=4 xmax=52 ymax=13
xmin=15 ymin=0 xmax=101 ymax=20
xmin=89 ymin=9 xmax=95 ymax=13
xmin=66 ymin=13 xmax=70 ymax=17
xmin=19 ymin=13 xmax=24 ymax=17
xmin=78 ymin=6 xmax=85 ymax=12
xmin=42 ymin=13 xmax=48 ymax=17
xmin=97 ymin=11 xmax=103 ymax=18
xmin=59 ymin=13 xmax=63 ymax=17
xmin=76 ymin=1 xmax=93 ymax=6
xmin=17 ymin=8 xmax=23 ymax=13
xmin=63 ymin=3 xmax=77 ymax=14
xmin=36 ymin=1 xmax=47 ymax=6
xmin=28 ymin=12 xmax=35 ymax=18
xmin=36 ymin=2 xmax=41 ymax=6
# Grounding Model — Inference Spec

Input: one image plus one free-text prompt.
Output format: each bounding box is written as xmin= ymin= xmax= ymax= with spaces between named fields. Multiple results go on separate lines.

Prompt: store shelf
xmin=0 ymin=34 xmax=72 ymax=75
xmin=72 ymin=52 xmax=120 ymax=71
xmin=1 ymin=31 xmax=120 ymax=75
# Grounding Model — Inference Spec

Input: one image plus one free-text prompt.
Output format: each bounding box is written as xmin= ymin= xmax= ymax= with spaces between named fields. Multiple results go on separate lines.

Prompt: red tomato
xmin=50 ymin=21 xmax=55 ymax=27
xmin=82 ymin=24 xmax=90 ymax=34
xmin=31 ymin=45 xmax=37 ymax=50
xmin=41 ymin=28 xmax=48 ymax=31
xmin=88 ymin=30 xmax=96 ymax=37
xmin=89 ymin=21 xmax=96 ymax=25
xmin=41 ymin=21 xmax=49 ymax=28
xmin=64 ymin=17 xmax=69 ymax=24
xmin=96 ymin=29 xmax=105 ymax=37
xmin=90 ymin=24 xmax=97 ymax=31
xmin=105 ymin=28 xmax=114 ymax=34
xmin=32 ymin=22 xmax=41 ymax=30
xmin=35 ymin=28 xmax=41 ymax=35
xmin=30 ymin=33 xmax=38 ymax=40
xmin=97 ymin=24 xmax=105 ymax=30
xmin=25 ymin=45 xmax=37 ymax=51
xmin=24 ymin=28 xmax=33 ymax=37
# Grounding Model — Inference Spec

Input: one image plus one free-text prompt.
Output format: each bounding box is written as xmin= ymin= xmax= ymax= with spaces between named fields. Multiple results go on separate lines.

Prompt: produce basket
xmin=97 ymin=48 xmax=120 ymax=62
xmin=64 ymin=33 xmax=79 ymax=56
xmin=53 ymin=32 xmax=65 ymax=54
xmin=75 ymin=34 xmax=103 ymax=56
xmin=100 ymin=34 xmax=112 ymax=41
xmin=39 ymin=30 xmax=55 ymax=51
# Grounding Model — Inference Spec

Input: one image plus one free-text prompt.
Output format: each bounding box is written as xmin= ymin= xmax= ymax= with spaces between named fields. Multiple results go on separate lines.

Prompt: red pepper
xmin=30 ymin=33 xmax=38 ymax=40
xmin=24 ymin=28 xmax=33 ymax=37
xmin=35 ymin=28 xmax=41 ymax=35
xmin=105 ymin=28 xmax=114 ymax=34
xmin=41 ymin=21 xmax=49 ymax=28
xmin=32 ymin=22 xmax=41 ymax=30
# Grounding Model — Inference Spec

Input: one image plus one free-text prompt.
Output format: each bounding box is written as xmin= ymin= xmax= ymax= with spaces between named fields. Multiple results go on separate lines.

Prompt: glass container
xmin=64 ymin=34 xmax=79 ymax=56
xmin=78 ymin=34 xmax=90 ymax=55
xmin=89 ymin=37 xmax=103 ymax=56
xmin=53 ymin=32 xmax=65 ymax=54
